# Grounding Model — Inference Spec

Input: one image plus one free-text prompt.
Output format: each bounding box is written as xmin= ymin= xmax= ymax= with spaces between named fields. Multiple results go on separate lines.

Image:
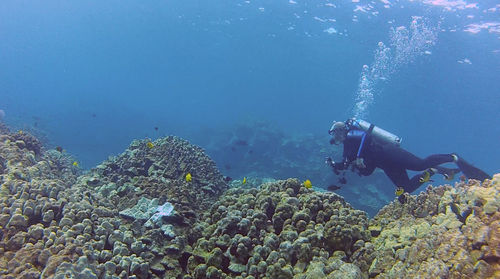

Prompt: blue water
xmin=1 ymin=1 xmax=499 ymax=209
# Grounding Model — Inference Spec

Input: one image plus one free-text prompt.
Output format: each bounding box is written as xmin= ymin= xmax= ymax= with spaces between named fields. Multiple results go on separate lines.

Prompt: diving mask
xmin=329 ymin=121 xmax=347 ymax=144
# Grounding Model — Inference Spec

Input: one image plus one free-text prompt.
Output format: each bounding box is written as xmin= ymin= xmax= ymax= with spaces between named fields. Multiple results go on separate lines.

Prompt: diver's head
xmin=328 ymin=121 xmax=348 ymax=145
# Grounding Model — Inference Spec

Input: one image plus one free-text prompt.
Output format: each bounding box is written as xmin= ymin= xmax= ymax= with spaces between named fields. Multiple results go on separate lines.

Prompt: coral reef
xmin=0 ymin=128 xmax=82 ymax=278
xmin=80 ymin=137 xmax=227 ymax=218
xmin=228 ymin=176 xmax=277 ymax=189
xmin=1 ymin=126 xmax=499 ymax=279
xmin=67 ymin=136 xmax=230 ymax=278
xmin=188 ymin=178 xmax=370 ymax=278
xmin=360 ymin=175 xmax=500 ymax=278
xmin=0 ymin=133 xmax=229 ymax=278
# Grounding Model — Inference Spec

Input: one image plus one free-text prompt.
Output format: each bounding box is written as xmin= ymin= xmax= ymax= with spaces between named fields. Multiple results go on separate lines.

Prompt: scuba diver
xmin=326 ymin=118 xmax=492 ymax=203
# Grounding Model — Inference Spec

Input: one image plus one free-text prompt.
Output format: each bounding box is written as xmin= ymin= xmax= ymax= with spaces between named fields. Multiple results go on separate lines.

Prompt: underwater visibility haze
xmin=0 ymin=0 xmax=500 ymax=278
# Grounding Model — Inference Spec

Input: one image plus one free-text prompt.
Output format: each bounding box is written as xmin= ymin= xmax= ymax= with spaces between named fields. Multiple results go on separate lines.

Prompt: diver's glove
xmin=354 ymin=158 xmax=366 ymax=169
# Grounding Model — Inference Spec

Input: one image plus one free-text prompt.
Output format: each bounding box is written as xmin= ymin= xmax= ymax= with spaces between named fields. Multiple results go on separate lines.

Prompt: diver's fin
xmin=455 ymin=156 xmax=491 ymax=181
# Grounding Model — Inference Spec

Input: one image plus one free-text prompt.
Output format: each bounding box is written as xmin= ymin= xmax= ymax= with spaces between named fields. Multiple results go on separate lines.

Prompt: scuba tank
xmin=347 ymin=118 xmax=402 ymax=147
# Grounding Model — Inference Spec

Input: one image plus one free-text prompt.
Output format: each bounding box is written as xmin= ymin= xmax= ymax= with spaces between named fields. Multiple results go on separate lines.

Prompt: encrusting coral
xmin=0 ymin=123 xmax=498 ymax=279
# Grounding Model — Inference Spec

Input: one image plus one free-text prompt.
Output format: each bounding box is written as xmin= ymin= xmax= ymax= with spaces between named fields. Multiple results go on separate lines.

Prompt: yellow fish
xmin=303 ymin=179 xmax=312 ymax=189
xmin=146 ymin=141 xmax=154 ymax=149
xmin=395 ymin=187 xmax=404 ymax=196
xmin=419 ymin=170 xmax=431 ymax=183
xmin=72 ymin=161 xmax=79 ymax=167
xmin=18 ymin=130 xmax=23 ymax=134
xmin=185 ymin=173 xmax=192 ymax=182
xmin=242 ymin=177 xmax=247 ymax=185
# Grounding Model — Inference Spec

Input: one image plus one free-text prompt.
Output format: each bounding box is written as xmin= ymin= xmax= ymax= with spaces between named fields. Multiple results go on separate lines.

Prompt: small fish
xmin=185 ymin=173 xmax=192 ymax=182
xmin=18 ymin=130 xmax=23 ymax=134
xmin=338 ymin=177 xmax=347 ymax=184
xmin=234 ymin=139 xmax=248 ymax=146
xmin=303 ymin=179 xmax=312 ymax=189
xmin=224 ymin=176 xmax=232 ymax=182
xmin=327 ymin=184 xmax=341 ymax=191
xmin=395 ymin=187 xmax=404 ymax=196
xmin=419 ymin=170 xmax=433 ymax=183
xmin=248 ymin=150 xmax=253 ymax=154
xmin=459 ymin=175 xmax=466 ymax=182
xmin=146 ymin=141 xmax=154 ymax=149
xmin=55 ymin=146 xmax=63 ymax=153
xmin=72 ymin=161 xmax=79 ymax=167
xmin=242 ymin=177 xmax=247 ymax=185
xmin=154 ymin=127 xmax=158 ymax=131
xmin=92 ymin=113 xmax=96 ymax=118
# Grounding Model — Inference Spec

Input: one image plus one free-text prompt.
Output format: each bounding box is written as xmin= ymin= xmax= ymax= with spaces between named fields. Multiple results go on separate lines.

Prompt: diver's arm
xmin=325 ymin=156 xmax=349 ymax=175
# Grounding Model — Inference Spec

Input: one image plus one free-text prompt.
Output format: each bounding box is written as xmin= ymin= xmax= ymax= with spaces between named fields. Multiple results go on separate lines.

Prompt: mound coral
xmin=188 ymin=178 xmax=371 ymax=278
xmin=0 ymin=129 xmax=81 ymax=278
xmin=363 ymin=176 xmax=500 ymax=278
xmin=80 ymin=137 xmax=227 ymax=217
xmin=0 ymin=134 xmax=229 ymax=278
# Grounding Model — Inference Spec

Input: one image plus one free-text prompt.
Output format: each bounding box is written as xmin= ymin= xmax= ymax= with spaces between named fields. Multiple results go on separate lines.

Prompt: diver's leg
xmin=383 ymin=165 xmax=438 ymax=194
xmin=407 ymin=171 xmax=432 ymax=193
xmin=381 ymin=145 xmax=454 ymax=171
xmin=382 ymin=168 xmax=412 ymax=191
xmin=418 ymin=154 xmax=456 ymax=169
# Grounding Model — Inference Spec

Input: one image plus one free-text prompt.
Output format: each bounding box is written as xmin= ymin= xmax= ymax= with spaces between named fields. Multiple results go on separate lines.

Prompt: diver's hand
xmin=326 ymin=157 xmax=341 ymax=175
xmin=354 ymin=158 xmax=366 ymax=169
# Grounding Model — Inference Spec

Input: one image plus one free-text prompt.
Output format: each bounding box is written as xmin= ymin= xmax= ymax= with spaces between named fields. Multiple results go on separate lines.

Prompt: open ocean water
xmin=1 ymin=0 xmax=499 ymax=212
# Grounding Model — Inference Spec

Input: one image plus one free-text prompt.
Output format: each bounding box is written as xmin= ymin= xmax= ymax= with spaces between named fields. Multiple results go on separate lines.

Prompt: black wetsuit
xmin=335 ymin=128 xmax=455 ymax=193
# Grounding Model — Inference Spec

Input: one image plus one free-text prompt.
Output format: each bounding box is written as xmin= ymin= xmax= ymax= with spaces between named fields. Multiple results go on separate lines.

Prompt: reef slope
xmin=0 ymin=129 xmax=498 ymax=278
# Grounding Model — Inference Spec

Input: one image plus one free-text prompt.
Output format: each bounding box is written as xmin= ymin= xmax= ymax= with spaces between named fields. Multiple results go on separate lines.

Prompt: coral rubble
xmin=0 ymin=127 xmax=498 ymax=278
